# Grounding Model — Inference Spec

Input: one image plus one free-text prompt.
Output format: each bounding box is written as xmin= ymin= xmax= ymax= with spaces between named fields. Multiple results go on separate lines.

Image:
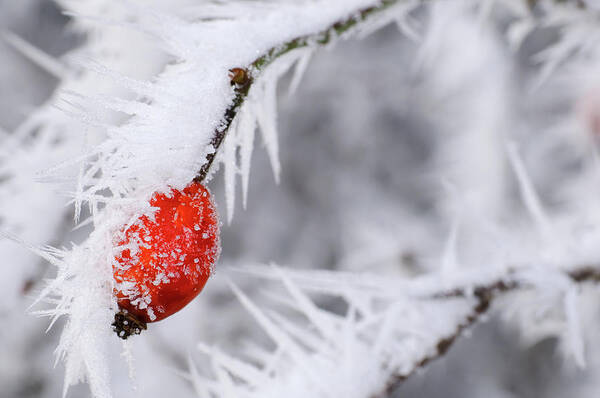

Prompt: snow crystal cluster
xmin=3 ymin=0 xmax=600 ymax=398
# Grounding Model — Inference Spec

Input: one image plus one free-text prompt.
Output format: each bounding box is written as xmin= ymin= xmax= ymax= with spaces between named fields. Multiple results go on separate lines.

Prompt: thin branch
xmin=193 ymin=0 xmax=600 ymax=182
xmin=372 ymin=265 xmax=600 ymax=397
xmin=372 ymin=295 xmax=490 ymax=398
xmin=194 ymin=0 xmax=408 ymax=182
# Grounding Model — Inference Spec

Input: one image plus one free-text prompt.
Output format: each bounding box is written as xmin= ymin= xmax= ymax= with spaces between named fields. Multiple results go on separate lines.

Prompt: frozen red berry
xmin=112 ymin=181 xmax=220 ymax=338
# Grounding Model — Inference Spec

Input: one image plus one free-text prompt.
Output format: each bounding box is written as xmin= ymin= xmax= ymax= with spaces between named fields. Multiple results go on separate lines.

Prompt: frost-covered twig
xmin=372 ymin=295 xmax=488 ymax=398
xmin=375 ymin=265 xmax=600 ymax=396
xmin=194 ymin=0 xmax=410 ymax=182
xmin=191 ymin=263 xmax=600 ymax=398
xmin=195 ymin=0 xmax=600 ymax=183
xmin=431 ymin=265 xmax=600 ymax=299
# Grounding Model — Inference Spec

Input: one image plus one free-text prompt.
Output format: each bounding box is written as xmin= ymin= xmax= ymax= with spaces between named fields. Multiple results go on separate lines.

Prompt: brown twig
xmin=194 ymin=0 xmax=600 ymax=182
xmin=194 ymin=68 xmax=253 ymax=183
xmin=193 ymin=0 xmax=407 ymax=182
xmin=371 ymin=265 xmax=600 ymax=397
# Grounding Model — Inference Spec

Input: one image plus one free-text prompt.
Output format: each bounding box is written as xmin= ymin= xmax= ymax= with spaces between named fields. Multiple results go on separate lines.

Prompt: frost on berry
xmin=112 ymin=182 xmax=220 ymax=337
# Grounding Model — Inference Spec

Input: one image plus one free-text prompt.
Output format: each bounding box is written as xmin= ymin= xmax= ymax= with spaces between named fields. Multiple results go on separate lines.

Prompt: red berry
xmin=112 ymin=181 xmax=220 ymax=337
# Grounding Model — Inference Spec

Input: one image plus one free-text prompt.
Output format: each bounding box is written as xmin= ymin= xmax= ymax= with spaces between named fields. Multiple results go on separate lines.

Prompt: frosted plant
xmin=3 ymin=0 xmax=600 ymax=397
xmin=192 ymin=268 xmax=478 ymax=398
xmin=17 ymin=1 xmax=425 ymax=396
xmin=189 ymin=262 xmax=600 ymax=397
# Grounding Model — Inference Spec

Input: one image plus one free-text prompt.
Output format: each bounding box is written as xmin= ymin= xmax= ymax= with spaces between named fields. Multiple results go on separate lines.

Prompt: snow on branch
xmin=194 ymin=0 xmax=414 ymax=184
xmin=196 ymin=0 xmax=600 ymax=200
xmin=68 ymin=0 xmax=423 ymax=225
xmin=190 ymin=263 xmax=600 ymax=398
xmin=377 ymin=265 xmax=600 ymax=395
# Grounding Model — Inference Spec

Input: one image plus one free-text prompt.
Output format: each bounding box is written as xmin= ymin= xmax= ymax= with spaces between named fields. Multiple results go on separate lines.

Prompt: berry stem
xmin=112 ymin=310 xmax=147 ymax=340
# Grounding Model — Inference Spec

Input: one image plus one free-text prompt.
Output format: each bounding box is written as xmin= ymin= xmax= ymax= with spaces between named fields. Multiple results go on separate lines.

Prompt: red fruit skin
xmin=113 ymin=182 xmax=220 ymax=323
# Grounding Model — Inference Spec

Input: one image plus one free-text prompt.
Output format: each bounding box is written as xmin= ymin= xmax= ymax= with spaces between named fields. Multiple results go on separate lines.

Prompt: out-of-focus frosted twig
xmin=375 ymin=265 xmax=600 ymax=397
xmin=210 ymin=263 xmax=600 ymax=398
